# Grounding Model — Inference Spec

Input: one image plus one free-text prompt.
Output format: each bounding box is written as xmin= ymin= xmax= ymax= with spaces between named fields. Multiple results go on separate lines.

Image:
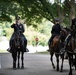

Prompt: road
xmin=0 ymin=53 xmax=76 ymax=75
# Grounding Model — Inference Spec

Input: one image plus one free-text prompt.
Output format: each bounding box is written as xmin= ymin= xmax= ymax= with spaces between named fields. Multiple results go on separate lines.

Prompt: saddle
xmin=51 ymin=35 xmax=60 ymax=47
xmin=48 ymin=35 xmax=60 ymax=52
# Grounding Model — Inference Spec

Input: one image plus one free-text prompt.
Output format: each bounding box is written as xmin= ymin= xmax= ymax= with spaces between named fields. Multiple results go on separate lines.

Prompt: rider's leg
xmin=8 ymin=34 xmax=15 ymax=52
xmin=60 ymin=34 xmax=72 ymax=54
xmin=64 ymin=34 xmax=72 ymax=50
xmin=48 ymin=35 xmax=55 ymax=51
xmin=21 ymin=35 xmax=27 ymax=52
xmin=9 ymin=37 xmax=14 ymax=52
xmin=7 ymin=38 xmax=13 ymax=52
xmin=22 ymin=35 xmax=27 ymax=46
xmin=48 ymin=38 xmax=51 ymax=48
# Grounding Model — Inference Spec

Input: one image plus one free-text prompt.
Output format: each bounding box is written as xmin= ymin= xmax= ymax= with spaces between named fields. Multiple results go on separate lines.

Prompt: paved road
xmin=0 ymin=53 xmax=76 ymax=75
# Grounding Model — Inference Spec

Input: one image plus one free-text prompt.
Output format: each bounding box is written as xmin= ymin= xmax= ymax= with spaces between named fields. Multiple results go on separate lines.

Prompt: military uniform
xmin=9 ymin=23 xmax=27 ymax=52
xmin=61 ymin=18 xmax=76 ymax=54
xmin=65 ymin=18 xmax=76 ymax=46
xmin=48 ymin=23 xmax=62 ymax=47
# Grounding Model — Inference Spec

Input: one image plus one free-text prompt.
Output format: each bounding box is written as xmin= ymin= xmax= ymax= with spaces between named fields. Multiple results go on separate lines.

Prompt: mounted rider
xmin=48 ymin=18 xmax=63 ymax=51
xmin=7 ymin=16 xmax=27 ymax=52
xmin=60 ymin=18 xmax=76 ymax=54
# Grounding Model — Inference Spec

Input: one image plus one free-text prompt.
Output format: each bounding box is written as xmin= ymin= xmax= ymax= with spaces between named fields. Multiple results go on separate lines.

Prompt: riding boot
xmin=23 ymin=40 xmax=27 ymax=52
xmin=7 ymin=47 xmax=12 ymax=53
xmin=60 ymin=34 xmax=72 ymax=54
xmin=8 ymin=40 xmax=12 ymax=53
xmin=47 ymin=42 xmax=51 ymax=52
xmin=47 ymin=42 xmax=53 ymax=52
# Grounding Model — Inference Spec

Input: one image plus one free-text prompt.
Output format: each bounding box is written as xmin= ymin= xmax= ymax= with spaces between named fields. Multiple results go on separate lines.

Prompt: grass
xmin=36 ymin=51 xmax=49 ymax=54
xmin=0 ymin=49 xmax=8 ymax=53
xmin=0 ymin=49 xmax=49 ymax=54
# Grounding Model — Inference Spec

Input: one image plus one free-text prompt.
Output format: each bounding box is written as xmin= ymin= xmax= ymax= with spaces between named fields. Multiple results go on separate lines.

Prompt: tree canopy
xmin=0 ymin=0 xmax=76 ymax=27
xmin=1 ymin=0 xmax=76 ymax=46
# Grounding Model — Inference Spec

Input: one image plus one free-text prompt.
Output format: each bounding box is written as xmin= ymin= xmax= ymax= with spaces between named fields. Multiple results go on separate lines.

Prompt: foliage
xmin=0 ymin=19 xmax=52 ymax=46
xmin=24 ymin=20 xmax=52 ymax=46
xmin=0 ymin=0 xmax=76 ymax=27
xmin=0 ymin=0 xmax=76 ymax=46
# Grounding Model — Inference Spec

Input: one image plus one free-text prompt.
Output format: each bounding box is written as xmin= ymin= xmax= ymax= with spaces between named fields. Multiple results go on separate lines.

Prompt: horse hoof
xmin=56 ymin=68 xmax=59 ymax=71
xmin=53 ymin=66 xmax=55 ymax=69
xmin=17 ymin=66 xmax=20 ymax=69
xmin=13 ymin=66 xmax=16 ymax=70
xmin=57 ymin=69 xmax=59 ymax=71
xmin=75 ymin=67 xmax=76 ymax=70
xmin=21 ymin=66 xmax=24 ymax=69
xmin=69 ymin=72 xmax=72 ymax=75
xmin=60 ymin=69 xmax=63 ymax=72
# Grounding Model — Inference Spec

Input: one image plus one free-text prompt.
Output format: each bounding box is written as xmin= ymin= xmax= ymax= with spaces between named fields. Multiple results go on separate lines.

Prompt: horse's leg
xmin=12 ymin=53 xmax=15 ymax=69
xmin=68 ymin=54 xmax=73 ymax=75
xmin=17 ymin=51 xmax=20 ymax=68
xmin=55 ymin=54 xmax=59 ymax=71
xmin=21 ymin=51 xmax=24 ymax=69
xmin=50 ymin=52 xmax=55 ymax=69
xmin=75 ymin=55 xmax=76 ymax=70
xmin=12 ymin=52 xmax=17 ymax=69
xmin=60 ymin=54 xmax=64 ymax=72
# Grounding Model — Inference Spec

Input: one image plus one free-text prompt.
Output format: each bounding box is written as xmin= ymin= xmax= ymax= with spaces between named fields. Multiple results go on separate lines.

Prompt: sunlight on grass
xmin=36 ymin=51 xmax=49 ymax=54
xmin=0 ymin=49 xmax=8 ymax=53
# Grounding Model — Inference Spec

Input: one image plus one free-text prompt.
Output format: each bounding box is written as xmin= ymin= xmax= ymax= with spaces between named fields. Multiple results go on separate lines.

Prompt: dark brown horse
xmin=11 ymin=32 xmax=27 ymax=69
xmin=66 ymin=34 xmax=76 ymax=75
xmin=49 ymin=28 xmax=70 ymax=72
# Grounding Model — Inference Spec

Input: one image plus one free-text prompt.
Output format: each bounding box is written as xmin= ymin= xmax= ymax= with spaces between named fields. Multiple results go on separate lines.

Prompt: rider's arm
xmin=11 ymin=24 xmax=15 ymax=28
xmin=51 ymin=26 xmax=54 ymax=34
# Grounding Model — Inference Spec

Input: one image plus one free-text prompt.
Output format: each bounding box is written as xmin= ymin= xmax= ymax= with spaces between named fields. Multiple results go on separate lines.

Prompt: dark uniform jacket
xmin=11 ymin=23 xmax=24 ymax=34
xmin=10 ymin=23 xmax=27 ymax=52
xmin=10 ymin=23 xmax=25 ymax=41
xmin=51 ymin=23 xmax=62 ymax=35
xmin=48 ymin=23 xmax=62 ymax=44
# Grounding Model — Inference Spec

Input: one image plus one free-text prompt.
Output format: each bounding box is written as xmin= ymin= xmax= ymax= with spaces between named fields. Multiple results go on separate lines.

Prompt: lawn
xmin=0 ymin=49 xmax=8 ymax=53
xmin=36 ymin=51 xmax=49 ymax=54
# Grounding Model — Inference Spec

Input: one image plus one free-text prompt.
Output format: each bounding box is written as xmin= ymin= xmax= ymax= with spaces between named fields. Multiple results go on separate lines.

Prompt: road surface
xmin=0 ymin=53 xmax=76 ymax=75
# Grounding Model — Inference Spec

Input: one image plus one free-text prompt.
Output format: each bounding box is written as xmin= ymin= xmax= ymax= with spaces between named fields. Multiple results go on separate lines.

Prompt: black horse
xmin=66 ymin=34 xmax=76 ymax=75
xmin=49 ymin=28 xmax=70 ymax=72
xmin=11 ymin=31 xmax=27 ymax=69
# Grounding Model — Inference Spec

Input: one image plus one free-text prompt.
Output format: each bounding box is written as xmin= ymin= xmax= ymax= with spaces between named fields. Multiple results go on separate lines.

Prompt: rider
xmin=60 ymin=18 xmax=76 ymax=54
xmin=7 ymin=16 xmax=27 ymax=52
xmin=48 ymin=18 xmax=62 ymax=51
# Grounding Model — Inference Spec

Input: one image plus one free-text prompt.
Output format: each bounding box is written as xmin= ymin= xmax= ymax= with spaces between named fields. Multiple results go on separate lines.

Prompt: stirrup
xmin=7 ymin=48 xmax=11 ymax=53
xmin=60 ymin=48 xmax=65 ymax=54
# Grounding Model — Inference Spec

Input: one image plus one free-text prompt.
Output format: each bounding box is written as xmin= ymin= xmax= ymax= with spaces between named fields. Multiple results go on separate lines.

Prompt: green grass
xmin=36 ymin=51 xmax=49 ymax=54
xmin=0 ymin=49 xmax=8 ymax=53
xmin=0 ymin=50 xmax=49 ymax=54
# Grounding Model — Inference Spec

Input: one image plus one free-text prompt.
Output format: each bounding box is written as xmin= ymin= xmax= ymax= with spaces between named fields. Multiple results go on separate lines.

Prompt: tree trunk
xmin=56 ymin=0 xmax=64 ymax=24
xmin=69 ymin=0 xmax=75 ymax=26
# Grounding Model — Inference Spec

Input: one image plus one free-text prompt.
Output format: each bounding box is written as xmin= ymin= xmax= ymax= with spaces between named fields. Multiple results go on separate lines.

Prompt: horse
xmin=11 ymin=31 xmax=27 ymax=69
xmin=65 ymin=33 xmax=76 ymax=75
xmin=49 ymin=28 xmax=70 ymax=72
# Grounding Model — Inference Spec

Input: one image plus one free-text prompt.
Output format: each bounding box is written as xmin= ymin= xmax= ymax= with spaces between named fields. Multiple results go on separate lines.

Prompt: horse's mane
xmin=63 ymin=27 xmax=71 ymax=32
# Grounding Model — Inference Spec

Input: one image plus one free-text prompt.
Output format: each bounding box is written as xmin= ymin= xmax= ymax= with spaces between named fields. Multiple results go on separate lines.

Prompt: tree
xmin=0 ymin=0 xmax=76 ymax=27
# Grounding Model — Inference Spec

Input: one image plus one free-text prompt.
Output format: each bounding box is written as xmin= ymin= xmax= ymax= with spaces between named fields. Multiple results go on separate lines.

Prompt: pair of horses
xmin=11 ymin=32 xmax=27 ymax=69
xmin=49 ymin=28 xmax=76 ymax=75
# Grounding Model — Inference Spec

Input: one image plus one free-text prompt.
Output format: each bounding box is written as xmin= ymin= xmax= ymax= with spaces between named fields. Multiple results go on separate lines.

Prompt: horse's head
xmin=60 ymin=28 xmax=71 ymax=42
xmin=14 ymin=32 xmax=22 ymax=49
